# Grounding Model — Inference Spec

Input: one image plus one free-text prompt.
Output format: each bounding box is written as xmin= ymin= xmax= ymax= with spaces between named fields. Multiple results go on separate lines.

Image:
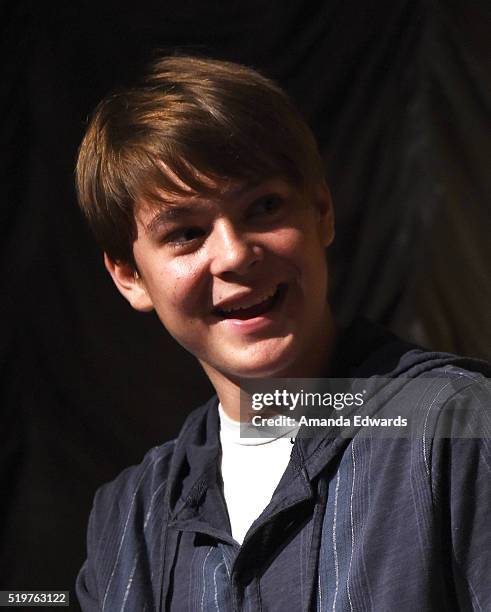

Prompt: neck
xmin=202 ymin=308 xmax=337 ymax=422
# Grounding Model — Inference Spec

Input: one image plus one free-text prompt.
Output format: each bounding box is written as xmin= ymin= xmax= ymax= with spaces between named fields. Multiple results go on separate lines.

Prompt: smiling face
xmin=107 ymin=177 xmax=335 ymax=388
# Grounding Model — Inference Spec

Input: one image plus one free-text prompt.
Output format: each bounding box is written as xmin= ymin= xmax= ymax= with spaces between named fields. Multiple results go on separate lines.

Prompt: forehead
xmin=135 ymin=161 xmax=239 ymax=215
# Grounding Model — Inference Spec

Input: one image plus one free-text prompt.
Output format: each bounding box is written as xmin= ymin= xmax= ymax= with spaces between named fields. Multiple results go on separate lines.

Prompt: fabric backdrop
xmin=2 ymin=0 xmax=490 ymax=605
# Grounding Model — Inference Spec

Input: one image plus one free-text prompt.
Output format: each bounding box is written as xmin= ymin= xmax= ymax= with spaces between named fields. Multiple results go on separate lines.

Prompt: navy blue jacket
xmin=77 ymin=320 xmax=491 ymax=611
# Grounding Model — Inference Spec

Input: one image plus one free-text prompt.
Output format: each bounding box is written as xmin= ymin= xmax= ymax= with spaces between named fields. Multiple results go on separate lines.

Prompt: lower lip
xmin=221 ymin=285 xmax=287 ymax=333
xmin=226 ymin=315 xmax=275 ymax=334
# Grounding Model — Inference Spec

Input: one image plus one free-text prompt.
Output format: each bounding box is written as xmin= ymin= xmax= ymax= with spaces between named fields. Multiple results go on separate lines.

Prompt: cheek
xmin=267 ymin=227 xmax=306 ymax=258
xmin=282 ymin=230 xmax=328 ymax=289
xmin=148 ymin=257 xmax=207 ymax=315
xmin=270 ymin=227 xmax=323 ymax=273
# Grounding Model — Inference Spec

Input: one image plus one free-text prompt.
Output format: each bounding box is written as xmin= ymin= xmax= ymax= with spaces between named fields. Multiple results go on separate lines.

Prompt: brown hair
xmin=76 ymin=55 xmax=325 ymax=267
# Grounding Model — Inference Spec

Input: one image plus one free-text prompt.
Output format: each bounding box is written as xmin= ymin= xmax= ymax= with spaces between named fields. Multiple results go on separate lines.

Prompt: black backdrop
xmin=2 ymin=0 xmax=490 ymax=605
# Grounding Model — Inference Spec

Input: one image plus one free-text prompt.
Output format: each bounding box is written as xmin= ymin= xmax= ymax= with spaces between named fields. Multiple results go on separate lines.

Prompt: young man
xmin=76 ymin=56 xmax=491 ymax=611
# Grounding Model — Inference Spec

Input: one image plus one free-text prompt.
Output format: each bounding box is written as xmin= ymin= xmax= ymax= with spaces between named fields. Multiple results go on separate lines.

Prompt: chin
xmin=225 ymin=343 xmax=301 ymax=380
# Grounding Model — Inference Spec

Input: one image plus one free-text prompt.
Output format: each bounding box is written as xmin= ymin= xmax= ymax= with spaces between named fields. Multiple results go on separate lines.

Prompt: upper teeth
xmin=220 ymin=286 xmax=278 ymax=313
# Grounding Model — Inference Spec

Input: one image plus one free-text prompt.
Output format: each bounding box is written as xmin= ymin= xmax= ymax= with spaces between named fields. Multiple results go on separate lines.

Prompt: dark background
xmin=2 ymin=0 xmax=490 ymax=607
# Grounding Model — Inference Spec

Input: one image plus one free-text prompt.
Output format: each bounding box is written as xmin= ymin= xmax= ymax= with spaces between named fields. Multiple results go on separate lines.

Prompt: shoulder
xmin=87 ymin=396 xmax=217 ymax=542
xmin=76 ymin=440 xmax=177 ymax=610
xmin=417 ymin=362 xmax=491 ymax=430
xmin=376 ymin=331 xmax=491 ymax=438
xmin=92 ymin=439 xmax=176 ymax=526
xmin=359 ymin=353 xmax=491 ymax=490
xmin=399 ymin=359 xmax=491 ymax=458
xmin=85 ymin=440 xmax=177 ymax=576
xmin=76 ymin=398 xmax=218 ymax=609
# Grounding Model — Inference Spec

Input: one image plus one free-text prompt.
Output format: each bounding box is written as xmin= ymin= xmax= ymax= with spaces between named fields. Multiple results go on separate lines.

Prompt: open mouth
xmin=213 ymin=284 xmax=287 ymax=320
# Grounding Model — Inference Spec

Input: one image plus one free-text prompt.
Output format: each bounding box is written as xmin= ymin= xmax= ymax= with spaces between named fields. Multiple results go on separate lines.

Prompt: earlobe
xmin=103 ymin=253 xmax=154 ymax=312
xmin=316 ymin=183 xmax=335 ymax=248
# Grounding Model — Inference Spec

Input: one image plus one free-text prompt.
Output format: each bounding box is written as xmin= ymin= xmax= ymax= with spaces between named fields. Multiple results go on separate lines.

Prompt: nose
xmin=208 ymin=219 xmax=262 ymax=277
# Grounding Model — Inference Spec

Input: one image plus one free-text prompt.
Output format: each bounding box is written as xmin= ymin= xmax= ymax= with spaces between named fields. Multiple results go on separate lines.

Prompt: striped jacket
xmin=77 ymin=320 xmax=491 ymax=611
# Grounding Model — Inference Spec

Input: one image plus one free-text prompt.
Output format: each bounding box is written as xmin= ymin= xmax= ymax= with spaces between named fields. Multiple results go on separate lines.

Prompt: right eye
xmin=164 ymin=227 xmax=206 ymax=250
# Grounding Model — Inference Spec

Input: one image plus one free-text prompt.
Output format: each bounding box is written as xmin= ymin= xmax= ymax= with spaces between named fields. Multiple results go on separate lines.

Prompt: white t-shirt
xmin=218 ymin=404 xmax=297 ymax=544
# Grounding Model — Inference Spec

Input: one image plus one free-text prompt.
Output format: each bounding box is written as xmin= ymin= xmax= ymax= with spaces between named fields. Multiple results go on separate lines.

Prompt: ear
xmin=104 ymin=253 xmax=154 ymax=312
xmin=314 ymin=182 xmax=335 ymax=248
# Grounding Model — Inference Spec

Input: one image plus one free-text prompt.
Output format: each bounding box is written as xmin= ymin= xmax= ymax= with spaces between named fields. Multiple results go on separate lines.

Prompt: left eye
xmin=249 ymin=195 xmax=283 ymax=217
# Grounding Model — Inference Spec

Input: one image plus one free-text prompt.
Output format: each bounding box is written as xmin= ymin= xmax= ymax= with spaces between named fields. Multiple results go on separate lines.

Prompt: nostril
xmin=211 ymin=241 xmax=262 ymax=277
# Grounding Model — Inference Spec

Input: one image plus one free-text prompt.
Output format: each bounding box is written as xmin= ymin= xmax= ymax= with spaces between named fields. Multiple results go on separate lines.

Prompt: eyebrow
xmin=144 ymin=205 xmax=201 ymax=235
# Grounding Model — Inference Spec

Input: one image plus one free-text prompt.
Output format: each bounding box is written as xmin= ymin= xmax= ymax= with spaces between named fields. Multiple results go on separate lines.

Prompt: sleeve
xmin=431 ymin=378 xmax=491 ymax=611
